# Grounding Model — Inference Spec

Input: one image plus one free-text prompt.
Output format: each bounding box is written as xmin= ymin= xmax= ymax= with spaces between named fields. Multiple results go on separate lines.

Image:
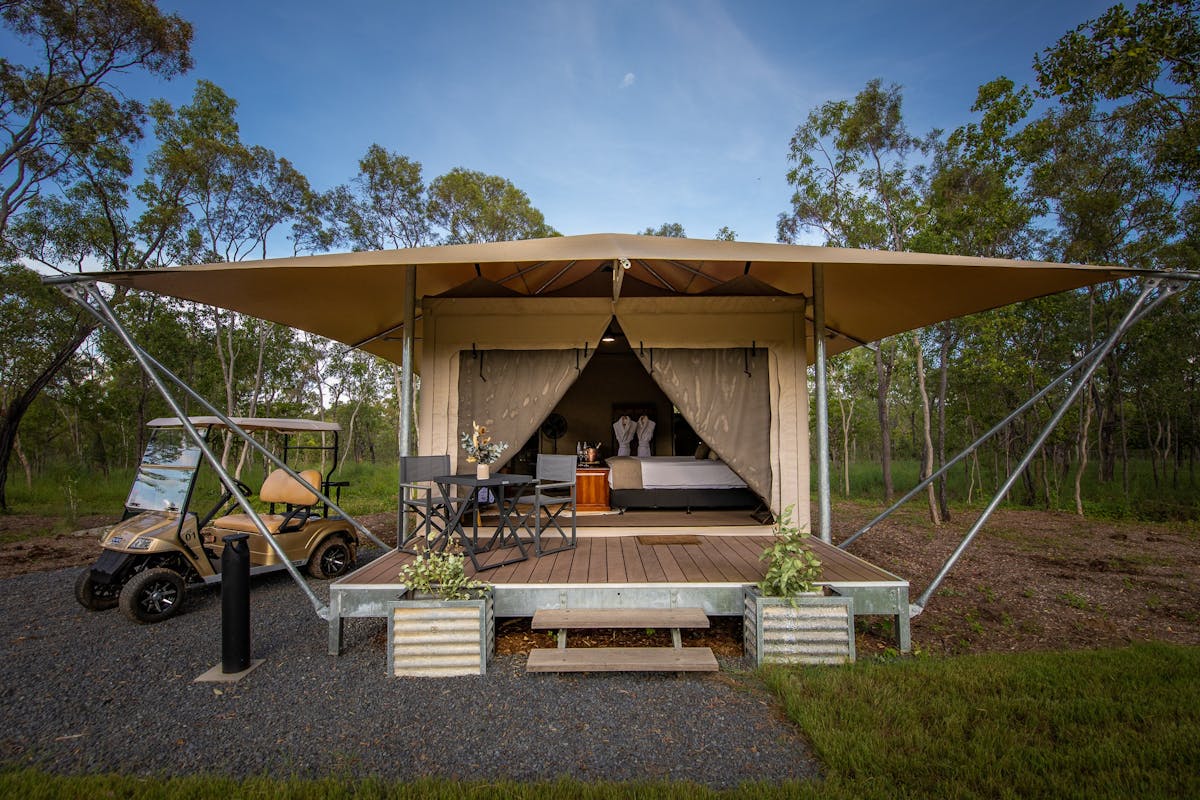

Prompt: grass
xmin=833 ymin=457 xmax=1200 ymax=522
xmin=3 ymin=644 xmax=1197 ymax=799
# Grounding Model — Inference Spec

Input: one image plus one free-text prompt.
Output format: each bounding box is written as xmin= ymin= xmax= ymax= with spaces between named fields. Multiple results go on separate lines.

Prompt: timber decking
xmin=526 ymin=646 xmax=719 ymax=672
xmin=339 ymin=535 xmax=902 ymax=588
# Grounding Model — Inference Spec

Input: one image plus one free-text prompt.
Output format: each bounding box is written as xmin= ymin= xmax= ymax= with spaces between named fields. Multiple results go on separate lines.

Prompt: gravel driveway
xmin=0 ymin=557 xmax=818 ymax=788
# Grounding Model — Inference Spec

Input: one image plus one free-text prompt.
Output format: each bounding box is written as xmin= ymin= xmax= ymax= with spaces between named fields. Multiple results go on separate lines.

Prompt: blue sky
xmin=36 ymin=1 xmax=1121 ymax=250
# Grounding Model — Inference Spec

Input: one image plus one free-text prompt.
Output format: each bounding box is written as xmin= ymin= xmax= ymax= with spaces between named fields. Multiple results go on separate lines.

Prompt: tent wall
xmin=614 ymin=296 xmax=810 ymax=527
xmin=419 ymin=297 xmax=611 ymax=472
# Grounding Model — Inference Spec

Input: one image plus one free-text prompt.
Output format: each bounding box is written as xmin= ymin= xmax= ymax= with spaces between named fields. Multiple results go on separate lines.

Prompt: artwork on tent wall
xmin=612 ymin=403 xmax=656 ymax=457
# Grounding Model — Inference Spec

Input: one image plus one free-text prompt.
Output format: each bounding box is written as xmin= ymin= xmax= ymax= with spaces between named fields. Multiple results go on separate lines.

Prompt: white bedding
xmin=610 ymin=456 xmax=747 ymax=490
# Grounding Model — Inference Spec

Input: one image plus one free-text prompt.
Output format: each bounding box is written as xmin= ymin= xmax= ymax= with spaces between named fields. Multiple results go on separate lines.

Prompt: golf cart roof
xmin=147 ymin=417 xmax=342 ymax=433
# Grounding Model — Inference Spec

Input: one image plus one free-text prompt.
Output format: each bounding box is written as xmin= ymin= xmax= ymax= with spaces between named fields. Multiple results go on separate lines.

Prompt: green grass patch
xmin=762 ymin=642 xmax=1200 ymax=799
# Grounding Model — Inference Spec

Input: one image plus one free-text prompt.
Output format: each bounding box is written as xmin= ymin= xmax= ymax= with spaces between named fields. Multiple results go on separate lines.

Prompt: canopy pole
xmin=63 ymin=282 xmax=332 ymax=618
xmin=911 ymin=279 xmax=1178 ymax=616
xmin=398 ymin=265 xmax=417 ymax=546
xmin=813 ymin=264 xmax=832 ymax=543
xmin=839 ymin=286 xmax=1177 ymax=550
xmin=60 ymin=283 xmax=389 ymax=553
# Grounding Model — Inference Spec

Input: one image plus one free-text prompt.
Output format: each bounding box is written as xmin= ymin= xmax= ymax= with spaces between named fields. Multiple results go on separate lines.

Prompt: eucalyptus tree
xmin=427 ymin=167 xmax=558 ymax=244
xmin=0 ymin=0 xmax=192 ymax=238
xmin=778 ymin=78 xmax=936 ymax=515
xmin=145 ymin=80 xmax=316 ymax=469
xmin=0 ymin=0 xmax=193 ymax=509
xmin=639 ymin=222 xmax=686 ymax=238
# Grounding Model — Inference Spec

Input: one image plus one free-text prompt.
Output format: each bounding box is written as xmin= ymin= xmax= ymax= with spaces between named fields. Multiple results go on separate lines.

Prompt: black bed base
xmin=610 ymin=488 xmax=759 ymax=511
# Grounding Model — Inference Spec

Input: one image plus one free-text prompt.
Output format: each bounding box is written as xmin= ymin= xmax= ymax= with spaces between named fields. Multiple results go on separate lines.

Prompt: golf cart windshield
xmin=125 ymin=427 xmax=204 ymax=513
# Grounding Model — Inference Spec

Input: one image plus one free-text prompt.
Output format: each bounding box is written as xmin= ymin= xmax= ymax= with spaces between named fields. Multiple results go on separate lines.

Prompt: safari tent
xmin=71 ymin=232 xmax=1144 ymax=530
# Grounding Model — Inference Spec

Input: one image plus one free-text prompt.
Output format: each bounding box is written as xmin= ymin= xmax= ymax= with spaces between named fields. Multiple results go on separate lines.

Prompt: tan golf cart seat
xmin=211 ymin=468 xmax=323 ymax=534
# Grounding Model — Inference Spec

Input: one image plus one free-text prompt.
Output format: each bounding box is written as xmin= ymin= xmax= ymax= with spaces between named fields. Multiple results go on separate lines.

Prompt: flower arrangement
xmin=758 ymin=505 xmax=823 ymax=597
xmin=461 ymin=420 xmax=508 ymax=465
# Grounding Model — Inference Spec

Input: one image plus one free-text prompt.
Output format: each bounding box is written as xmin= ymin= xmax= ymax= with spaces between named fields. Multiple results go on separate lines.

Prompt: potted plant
xmin=388 ymin=550 xmax=495 ymax=677
xmin=461 ymin=420 xmax=507 ymax=479
xmin=744 ymin=506 xmax=855 ymax=665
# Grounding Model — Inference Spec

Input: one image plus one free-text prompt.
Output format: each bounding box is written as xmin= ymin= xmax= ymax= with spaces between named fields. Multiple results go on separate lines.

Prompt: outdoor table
xmin=431 ymin=473 xmax=533 ymax=571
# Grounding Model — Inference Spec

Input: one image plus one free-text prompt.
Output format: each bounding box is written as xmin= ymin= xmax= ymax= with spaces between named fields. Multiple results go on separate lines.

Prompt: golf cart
xmin=75 ymin=417 xmax=359 ymax=623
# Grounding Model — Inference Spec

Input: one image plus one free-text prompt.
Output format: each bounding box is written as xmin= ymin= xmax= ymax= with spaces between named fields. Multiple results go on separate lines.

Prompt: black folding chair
xmin=398 ymin=455 xmax=452 ymax=553
xmin=514 ymin=454 xmax=577 ymax=556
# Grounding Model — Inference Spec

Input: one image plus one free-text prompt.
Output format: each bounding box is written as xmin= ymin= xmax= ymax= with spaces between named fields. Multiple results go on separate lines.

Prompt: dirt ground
xmin=4 ymin=504 xmax=1197 ymax=659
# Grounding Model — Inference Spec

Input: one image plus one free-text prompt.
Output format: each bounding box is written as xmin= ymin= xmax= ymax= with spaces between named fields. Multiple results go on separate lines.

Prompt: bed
xmin=606 ymin=456 xmax=759 ymax=510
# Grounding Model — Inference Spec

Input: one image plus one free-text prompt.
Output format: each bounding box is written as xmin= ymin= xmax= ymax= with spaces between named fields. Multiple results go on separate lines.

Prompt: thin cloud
xmin=620 ymin=72 xmax=636 ymax=88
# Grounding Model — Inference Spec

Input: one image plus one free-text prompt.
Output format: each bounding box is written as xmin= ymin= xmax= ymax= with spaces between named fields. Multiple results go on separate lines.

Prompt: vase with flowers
xmin=461 ymin=421 xmax=508 ymax=479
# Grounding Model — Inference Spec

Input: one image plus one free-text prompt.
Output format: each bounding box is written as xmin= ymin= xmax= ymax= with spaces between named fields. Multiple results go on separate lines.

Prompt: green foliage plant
xmin=758 ymin=505 xmax=823 ymax=597
xmin=397 ymin=549 xmax=488 ymax=601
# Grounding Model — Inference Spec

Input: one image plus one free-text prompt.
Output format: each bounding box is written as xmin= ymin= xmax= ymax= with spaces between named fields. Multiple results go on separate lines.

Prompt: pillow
xmin=694 ymin=443 xmax=710 ymax=460
xmin=707 ymin=449 xmax=720 ymax=461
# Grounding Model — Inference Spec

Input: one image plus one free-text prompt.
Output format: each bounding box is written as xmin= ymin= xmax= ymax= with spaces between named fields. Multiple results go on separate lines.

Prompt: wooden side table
xmin=575 ymin=466 xmax=610 ymax=512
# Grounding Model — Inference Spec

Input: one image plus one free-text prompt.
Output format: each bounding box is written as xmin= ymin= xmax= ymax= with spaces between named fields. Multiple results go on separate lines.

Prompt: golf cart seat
xmin=211 ymin=468 xmax=323 ymax=534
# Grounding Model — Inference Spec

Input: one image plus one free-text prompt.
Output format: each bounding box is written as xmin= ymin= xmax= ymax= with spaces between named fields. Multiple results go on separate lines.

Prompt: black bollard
xmin=221 ymin=533 xmax=251 ymax=674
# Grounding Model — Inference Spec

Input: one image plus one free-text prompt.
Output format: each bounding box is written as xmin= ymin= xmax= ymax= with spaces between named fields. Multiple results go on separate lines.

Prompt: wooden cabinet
xmin=575 ymin=467 xmax=610 ymax=512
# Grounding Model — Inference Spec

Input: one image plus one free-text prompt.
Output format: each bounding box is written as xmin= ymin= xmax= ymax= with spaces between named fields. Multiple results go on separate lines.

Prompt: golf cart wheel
xmin=119 ymin=567 xmax=186 ymax=624
xmin=74 ymin=568 xmax=119 ymax=611
xmin=308 ymin=537 xmax=355 ymax=579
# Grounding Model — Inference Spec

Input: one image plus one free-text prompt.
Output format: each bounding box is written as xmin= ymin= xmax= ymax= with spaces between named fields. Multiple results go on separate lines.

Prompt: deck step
xmin=526 ymin=646 xmax=718 ymax=672
xmin=531 ymin=607 xmax=709 ymax=630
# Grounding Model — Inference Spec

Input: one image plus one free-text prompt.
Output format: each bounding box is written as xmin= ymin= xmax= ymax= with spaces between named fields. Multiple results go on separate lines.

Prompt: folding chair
xmin=397 ymin=455 xmax=452 ymax=552
xmin=514 ymin=454 xmax=577 ymax=556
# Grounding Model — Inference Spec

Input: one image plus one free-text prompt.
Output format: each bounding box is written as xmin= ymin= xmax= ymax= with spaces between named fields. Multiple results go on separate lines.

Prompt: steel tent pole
xmin=62 ymin=285 xmax=390 ymax=552
xmin=910 ymin=280 xmax=1177 ymax=615
xmin=813 ymin=264 xmax=832 ymax=543
xmin=65 ymin=282 xmax=331 ymax=618
xmin=840 ymin=289 xmax=1176 ymax=550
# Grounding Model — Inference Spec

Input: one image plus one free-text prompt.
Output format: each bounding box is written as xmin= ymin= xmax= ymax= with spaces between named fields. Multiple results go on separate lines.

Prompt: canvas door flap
xmin=456 ymin=348 xmax=600 ymax=471
xmin=630 ymin=347 xmax=773 ymax=505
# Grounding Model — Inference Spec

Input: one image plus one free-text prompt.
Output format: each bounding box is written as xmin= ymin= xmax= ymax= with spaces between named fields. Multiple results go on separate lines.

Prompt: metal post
xmin=58 ymin=284 xmax=389 ymax=552
xmin=221 ymin=533 xmax=251 ymax=674
xmin=64 ymin=283 xmax=331 ymax=617
xmin=813 ymin=264 xmax=832 ymax=543
xmin=399 ymin=265 xmax=417 ymax=546
xmin=839 ymin=289 xmax=1176 ymax=550
xmin=911 ymin=281 xmax=1170 ymax=615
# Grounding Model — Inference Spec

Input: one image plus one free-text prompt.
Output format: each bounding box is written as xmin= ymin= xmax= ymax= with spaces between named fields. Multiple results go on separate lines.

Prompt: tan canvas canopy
xmin=87 ymin=233 xmax=1139 ymax=366
xmin=83 ymin=233 xmax=1146 ymax=524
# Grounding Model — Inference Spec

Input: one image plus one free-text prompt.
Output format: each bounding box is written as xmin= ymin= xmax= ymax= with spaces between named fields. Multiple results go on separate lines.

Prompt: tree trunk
xmin=874 ymin=341 xmax=896 ymax=502
xmin=0 ymin=320 xmax=96 ymax=510
xmin=235 ymin=321 xmax=270 ymax=479
xmin=1074 ymin=383 xmax=1094 ymax=516
xmin=914 ymin=331 xmax=941 ymax=525
xmin=935 ymin=324 xmax=953 ymax=521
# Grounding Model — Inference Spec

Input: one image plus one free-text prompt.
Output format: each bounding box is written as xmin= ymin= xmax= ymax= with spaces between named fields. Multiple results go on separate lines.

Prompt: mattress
xmin=607 ymin=456 xmax=747 ymax=490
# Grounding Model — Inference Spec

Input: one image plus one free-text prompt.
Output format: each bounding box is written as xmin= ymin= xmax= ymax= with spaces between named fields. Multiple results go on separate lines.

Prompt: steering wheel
xmin=230 ymin=479 xmax=253 ymax=498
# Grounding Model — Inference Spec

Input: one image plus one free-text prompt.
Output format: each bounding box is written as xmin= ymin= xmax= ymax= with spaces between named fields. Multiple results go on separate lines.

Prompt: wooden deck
xmin=343 ymin=534 xmax=901 ymax=587
xmin=328 ymin=531 xmax=911 ymax=655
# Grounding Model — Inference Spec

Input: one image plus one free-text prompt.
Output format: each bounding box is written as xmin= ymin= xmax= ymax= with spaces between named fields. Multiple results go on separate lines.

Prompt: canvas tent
xmin=79 ymin=233 xmax=1143 ymax=529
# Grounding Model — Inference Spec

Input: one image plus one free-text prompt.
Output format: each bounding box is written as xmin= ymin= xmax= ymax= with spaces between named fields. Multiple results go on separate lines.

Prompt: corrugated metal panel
xmin=387 ymin=594 xmax=494 ymax=677
xmin=744 ymin=590 xmax=855 ymax=666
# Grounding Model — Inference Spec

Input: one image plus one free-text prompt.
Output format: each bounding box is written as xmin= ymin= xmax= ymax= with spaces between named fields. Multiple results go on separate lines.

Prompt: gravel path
xmin=0 ymin=556 xmax=819 ymax=788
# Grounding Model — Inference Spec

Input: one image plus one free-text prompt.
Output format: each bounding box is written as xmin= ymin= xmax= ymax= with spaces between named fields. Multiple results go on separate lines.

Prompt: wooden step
xmin=531 ymin=607 xmax=710 ymax=630
xmin=526 ymin=646 xmax=718 ymax=672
